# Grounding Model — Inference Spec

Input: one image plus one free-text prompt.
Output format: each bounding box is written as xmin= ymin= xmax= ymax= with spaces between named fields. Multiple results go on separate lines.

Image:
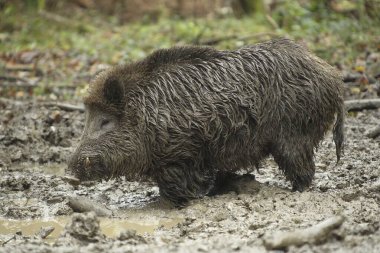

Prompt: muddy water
xmin=100 ymin=216 xmax=182 ymax=236
xmin=0 ymin=217 xmax=68 ymax=241
xmin=1 ymin=162 xmax=183 ymax=241
xmin=40 ymin=164 xmax=66 ymax=176
xmin=10 ymin=163 xmax=66 ymax=176
xmin=33 ymin=163 xmax=66 ymax=176
xmin=0 ymin=216 xmax=182 ymax=241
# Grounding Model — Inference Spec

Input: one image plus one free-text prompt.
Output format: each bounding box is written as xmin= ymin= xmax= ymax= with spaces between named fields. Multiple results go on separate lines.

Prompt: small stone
xmin=342 ymin=191 xmax=360 ymax=202
xmin=118 ymin=229 xmax=136 ymax=240
xmin=197 ymin=245 xmax=209 ymax=252
xmin=319 ymin=185 xmax=329 ymax=192
xmin=231 ymin=243 xmax=241 ymax=251
xmin=369 ymin=180 xmax=380 ymax=193
xmin=3 ymin=110 xmax=14 ymax=124
xmin=354 ymin=178 xmax=364 ymax=185
xmin=117 ymin=229 xmax=146 ymax=244
xmin=10 ymin=150 xmax=23 ymax=161
xmin=20 ymin=51 xmax=39 ymax=64
xmin=213 ymin=212 xmax=228 ymax=222
xmin=39 ymin=226 xmax=55 ymax=239
xmin=249 ymin=221 xmax=268 ymax=230
xmin=46 ymin=196 xmax=65 ymax=204
xmin=0 ymin=151 xmax=11 ymax=168
xmin=316 ymin=163 xmax=327 ymax=171
xmin=14 ymin=131 xmax=28 ymax=142
xmin=81 ymin=181 xmax=96 ymax=187
xmin=336 ymin=183 xmax=348 ymax=189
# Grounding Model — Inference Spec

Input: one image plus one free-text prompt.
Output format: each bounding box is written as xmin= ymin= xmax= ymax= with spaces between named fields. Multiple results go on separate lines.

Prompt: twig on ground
xmin=0 ymin=75 xmax=38 ymax=87
xmin=42 ymin=102 xmax=85 ymax=112
xmin=345 ymin=99 xmax=380 ymax=111
xmin=1 ymin=235 xmax=16 ymax=246
xmin=62 ymin=176 xmax=81 ymax=186
xmin=263 ymin=216 xmax=345 ymax=250
xmin=5 ymin=64 xmax=36 ymax=72
xmin=67 ymin=196 xmax=113 ymax=217
xmin=0 ymin=99 xmax=85 ymax=112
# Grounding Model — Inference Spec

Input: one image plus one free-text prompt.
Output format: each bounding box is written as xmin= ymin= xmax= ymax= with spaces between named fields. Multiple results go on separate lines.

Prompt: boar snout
xmin=67 ymin=152 xmax=108 ymax=182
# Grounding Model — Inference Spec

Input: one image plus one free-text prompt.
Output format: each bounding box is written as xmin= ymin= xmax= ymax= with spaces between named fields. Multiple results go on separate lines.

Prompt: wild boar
xmin=67 ymin=38 xmax=345 ymax=205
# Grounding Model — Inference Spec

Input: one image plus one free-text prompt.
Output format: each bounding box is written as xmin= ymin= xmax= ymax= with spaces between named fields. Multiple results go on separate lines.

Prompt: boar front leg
xmin=155 ymin=164 xmax=216 ymax=206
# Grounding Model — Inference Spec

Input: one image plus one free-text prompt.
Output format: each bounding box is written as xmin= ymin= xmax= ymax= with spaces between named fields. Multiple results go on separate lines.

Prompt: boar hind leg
xmin=156 ymin=165 xmax=215 ymax=206
xmin=272 ymin=141 xmax=315 ymax=192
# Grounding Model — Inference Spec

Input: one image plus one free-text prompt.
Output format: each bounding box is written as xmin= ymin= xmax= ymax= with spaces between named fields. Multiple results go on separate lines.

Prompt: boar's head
xmin=67 ymin=68 xmax=149 ymax=182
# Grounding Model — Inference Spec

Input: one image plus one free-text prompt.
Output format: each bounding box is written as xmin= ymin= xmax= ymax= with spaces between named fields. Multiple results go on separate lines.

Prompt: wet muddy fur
xmin=68 ymin=38 xmax=345 ymax=205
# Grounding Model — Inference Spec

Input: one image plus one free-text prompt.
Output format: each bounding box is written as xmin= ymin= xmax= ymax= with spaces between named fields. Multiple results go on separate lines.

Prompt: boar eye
xmin=100 ymin=119 xmax=110 ymax=129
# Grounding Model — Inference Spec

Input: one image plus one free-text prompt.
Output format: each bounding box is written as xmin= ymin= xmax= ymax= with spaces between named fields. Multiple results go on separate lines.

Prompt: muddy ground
xmin=0 ymin=96 xmax=379 ymax=253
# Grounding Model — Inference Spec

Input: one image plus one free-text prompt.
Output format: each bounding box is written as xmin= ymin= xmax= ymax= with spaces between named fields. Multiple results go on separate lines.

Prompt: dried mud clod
xmin=117 ymin=229 xmax=147 ymax=244
xmin=61 ymin=212 xmax=105 ymax=243
xmin=0 ymin=175 xmax=31 ymax=191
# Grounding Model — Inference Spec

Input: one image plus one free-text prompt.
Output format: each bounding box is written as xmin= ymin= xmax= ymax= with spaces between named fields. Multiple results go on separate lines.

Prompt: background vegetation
xmin=0 ymin=0 xmax=379 ymax=100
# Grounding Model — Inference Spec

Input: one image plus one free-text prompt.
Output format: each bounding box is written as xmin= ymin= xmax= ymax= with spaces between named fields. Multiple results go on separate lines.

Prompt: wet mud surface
xmin=0 ymin=99 xmax=379 ymax=252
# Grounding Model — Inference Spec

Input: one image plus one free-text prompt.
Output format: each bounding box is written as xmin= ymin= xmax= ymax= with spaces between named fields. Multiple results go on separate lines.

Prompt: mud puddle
xmin=22 ymin=163 xmax=66 ymax=176
xmin=0 ymin=216 xmax=182 ymax=241
xmin=0 ymin=217 xmax=68 ymax=242
xmin=37 ymin=164 xmax=66 ymax=176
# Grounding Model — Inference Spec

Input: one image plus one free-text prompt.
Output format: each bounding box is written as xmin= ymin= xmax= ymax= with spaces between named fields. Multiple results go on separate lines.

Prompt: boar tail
xmin=333 ymin=103 xmax=345 ymax=162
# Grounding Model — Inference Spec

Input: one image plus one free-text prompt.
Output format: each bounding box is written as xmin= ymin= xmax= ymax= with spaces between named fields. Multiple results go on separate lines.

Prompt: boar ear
xmin=103 ymin=78 xmax=124 ymax=105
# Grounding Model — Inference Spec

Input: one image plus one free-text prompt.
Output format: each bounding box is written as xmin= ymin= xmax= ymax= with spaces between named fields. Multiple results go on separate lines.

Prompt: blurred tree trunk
xmin=241 ymin=0 xmax=266 ymax=14
xmin=364 ymin=0 xmax=380 ymax=21
xmin=232 ymin=0 xmax=267 ymax=17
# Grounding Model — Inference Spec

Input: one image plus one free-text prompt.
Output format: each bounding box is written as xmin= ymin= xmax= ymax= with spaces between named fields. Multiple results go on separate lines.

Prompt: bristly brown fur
xmin=69 ymin=38 xmax=345 ymax=205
